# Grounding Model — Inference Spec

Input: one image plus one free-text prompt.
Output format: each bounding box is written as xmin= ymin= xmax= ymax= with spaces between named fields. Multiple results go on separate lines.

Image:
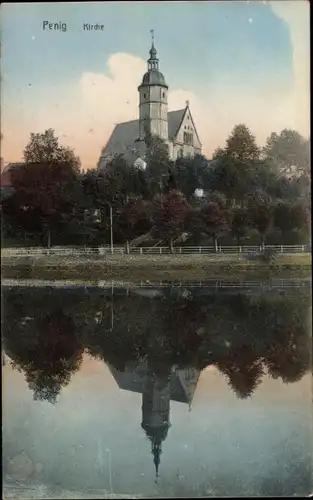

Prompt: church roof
xmin=140 ymin=71 xmax=168 ymax=88
xmin=108 ymin=364 xmax=199 ymax=404
xmin=100 ymin=109 xmax=186 ymax=165
xmin=167 ymin=109 xmax=185 ymax=140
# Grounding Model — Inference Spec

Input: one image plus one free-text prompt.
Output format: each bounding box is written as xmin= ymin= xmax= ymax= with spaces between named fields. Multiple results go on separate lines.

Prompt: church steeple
xmin=151 ymin=434 xmax=162 ymax=480
xmin=141 ymin=366 xmax=171 ymax=480
xmin=138 ymin=31 xmax=169 ymax=142
xmin=148 ymin=30 xmax=159 ymax=71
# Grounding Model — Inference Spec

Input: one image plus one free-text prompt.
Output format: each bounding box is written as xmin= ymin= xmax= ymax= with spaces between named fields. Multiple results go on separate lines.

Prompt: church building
xmin=108 ymin=360 xmax=200 ymax=479
xmin=98 ymin=34 xmax=202 ymax=169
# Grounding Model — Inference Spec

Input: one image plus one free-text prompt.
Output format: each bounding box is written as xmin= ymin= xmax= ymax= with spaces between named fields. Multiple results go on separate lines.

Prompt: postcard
xmin=1 ymin=1 xmax=311 ymax=498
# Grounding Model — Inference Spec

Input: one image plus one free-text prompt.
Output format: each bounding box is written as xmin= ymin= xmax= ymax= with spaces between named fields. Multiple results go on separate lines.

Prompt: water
xmin=2 ymin=281 xmax=312 ymax=498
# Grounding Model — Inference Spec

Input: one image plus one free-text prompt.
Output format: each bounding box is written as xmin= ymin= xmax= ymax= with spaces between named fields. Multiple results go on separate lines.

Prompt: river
xmin=2 ymin=280 xmax=312 ymax=498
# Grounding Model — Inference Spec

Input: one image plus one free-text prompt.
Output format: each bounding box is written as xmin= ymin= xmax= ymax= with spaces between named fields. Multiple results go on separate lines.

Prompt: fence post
xmin=199 ymin=247 xmax=202 ymax=254
xmin=302 ymin=245 xmax=304 ymax=252
xmin=239 ymin=246 xmax=242 ymax=253
xmin=281 ymin=245 xmax=283 ymax=253
xmin=160 ymin=247 xmax=162 ymax=254
xmin=140 ymin=247 xmax=143 ymax=255
xmin=179 ymin=247 xmax=182 ymax=254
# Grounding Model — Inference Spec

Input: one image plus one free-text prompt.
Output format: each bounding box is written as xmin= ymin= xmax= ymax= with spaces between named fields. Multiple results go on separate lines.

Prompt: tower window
xmin=143 ymin=93 xmax=147 ymax=99
xmin=162 ymin=92 xmax=165 ymax=98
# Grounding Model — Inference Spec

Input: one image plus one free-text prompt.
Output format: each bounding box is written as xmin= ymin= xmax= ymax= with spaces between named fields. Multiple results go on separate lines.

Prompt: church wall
xmin=168 ymin=141 xmax=174 ymax=160
xmin=142 ymin=379 xmax=171 ymax=427
xmin=175 ymin=109 xmax=202 ymax=150
xmin=150 ymin=104 xmax=168 ymax=140
xmin=139 ymin=86 xmax=168 ymax=141
xmin=149 ymin=86 xmax=168 ymax=104
xmin=172 ymin=143 xmax=199 ymax=160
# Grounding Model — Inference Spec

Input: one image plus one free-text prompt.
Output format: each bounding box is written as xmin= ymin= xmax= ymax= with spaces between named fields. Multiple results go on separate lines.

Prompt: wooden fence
xmin=1 ymin=244 xmax=311 ymax=258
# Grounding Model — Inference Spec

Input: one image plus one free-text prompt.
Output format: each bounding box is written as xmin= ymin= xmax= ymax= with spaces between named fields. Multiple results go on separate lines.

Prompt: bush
xmin=260 ymin=247 xmax=278 ymax=263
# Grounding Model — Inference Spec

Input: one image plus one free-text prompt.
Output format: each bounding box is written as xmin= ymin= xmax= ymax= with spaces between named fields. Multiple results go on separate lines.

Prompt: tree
xmin=81 ymin=166 xmax=130 ymax=246
xmin=10 ymin=161 xmax=79 ymax=248
xmin=231 ymin=206 xmax=250 ymax=246
xmin=245 ymin=190 xmax=273 ymax=247
xmin=185 ymin=207 xmax=204 ymax=244
xmin=174 ymin=157 xmax=200 ymax=200
xmin=208 ymin=152 xmax=242 ymax=203
xmin=200 ymin=201 xmax=229 ymax=251
xmin=24 ymin=128 xmax=81 ymax=172
xmin=4 ymin=130 xmax=82 ymax=247
xmin=117 ymin=196 xmax=151 ymax=253
xmin=152 ymin=190 xmax=190 ymax=253
xmin=225 ymin=124 xmax=260 ymax=163
xmin=205 ymin=190 xmax=228 ymax=208
xmin=208 ymin=125 xmax=261 ymax=204
xmin=274 ymin=200 xmax=310 ymax=240
xmin=263 ymin=129 xmax=310 ymax=176
xmin=144 ymin=132 xmax=173 ymax=197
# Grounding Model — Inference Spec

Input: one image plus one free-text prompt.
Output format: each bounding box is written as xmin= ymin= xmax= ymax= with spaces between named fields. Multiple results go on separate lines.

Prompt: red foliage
xmin=152 ymin=190 xmax=190 ymax=242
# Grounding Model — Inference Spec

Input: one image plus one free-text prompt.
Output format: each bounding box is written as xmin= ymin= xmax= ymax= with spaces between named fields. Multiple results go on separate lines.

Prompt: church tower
xmin=141 ymin=365 xmax=171 ymax=480
xmin=138 ymin=31 xmax=169 ymax=143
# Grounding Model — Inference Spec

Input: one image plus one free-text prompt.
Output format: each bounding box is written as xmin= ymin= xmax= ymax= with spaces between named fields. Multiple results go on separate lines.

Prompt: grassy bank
xmin=1 ymin=253 xmax=311 ymax=282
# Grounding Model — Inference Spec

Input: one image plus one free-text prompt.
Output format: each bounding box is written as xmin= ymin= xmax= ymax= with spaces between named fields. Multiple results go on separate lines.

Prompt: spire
xmin=148 ymin=30 xmax=159 ymax=71
xmin=151 ymin=436 xmax=162 ymax=480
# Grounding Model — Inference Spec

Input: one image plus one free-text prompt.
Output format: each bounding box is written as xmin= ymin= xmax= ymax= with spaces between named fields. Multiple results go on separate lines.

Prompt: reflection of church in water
xmin=109 ymin=361 xmax=200 ymax=479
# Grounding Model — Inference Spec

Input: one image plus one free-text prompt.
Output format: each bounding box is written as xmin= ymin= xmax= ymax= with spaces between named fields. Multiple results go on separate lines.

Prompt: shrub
xmin=260 ymin=247 xmax=278 ymax=263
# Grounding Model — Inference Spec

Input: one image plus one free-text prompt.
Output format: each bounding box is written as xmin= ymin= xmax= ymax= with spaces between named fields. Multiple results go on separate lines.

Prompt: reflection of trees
xmin=24 ymin=311 xmax=83 ymax=404
xmin=86 ymin=296 xmax=150 ymax=370
xmin=216 ymin=348 xmax=264 ymax=399
xmin=3 ymin=293 xmax=83 ymax=404
xmin=2 ymin=287 xmax=311 ymax=402
xmin=265 ymin=323 xmax=311 ymax=383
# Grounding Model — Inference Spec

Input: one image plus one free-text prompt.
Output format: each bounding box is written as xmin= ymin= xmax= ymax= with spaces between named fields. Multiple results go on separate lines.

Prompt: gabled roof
xmin=168 ymin=109 xmax=185 ymax=140
xmin=1 ymin=163 xmax=25 ymax=191
xmin=101 ymin=119 xmax=140 ymax=163
xmin=100 ymin=110 xmax=186 ymax=165
xmin=1 ymin=162 xmax=24 ymax=174
xmin=108 ymin=363 xmax=199 ymax=405
xmin=174 ymin=105 xmax=202 ymax=147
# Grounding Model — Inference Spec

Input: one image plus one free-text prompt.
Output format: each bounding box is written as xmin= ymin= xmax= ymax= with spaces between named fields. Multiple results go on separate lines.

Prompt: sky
xmin=1 ymin=1 xmax=310 ymax=169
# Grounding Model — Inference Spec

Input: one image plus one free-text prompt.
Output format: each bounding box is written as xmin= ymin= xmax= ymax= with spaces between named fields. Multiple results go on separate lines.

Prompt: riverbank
xmin=1 ymin=253 xmax=311 ymax=282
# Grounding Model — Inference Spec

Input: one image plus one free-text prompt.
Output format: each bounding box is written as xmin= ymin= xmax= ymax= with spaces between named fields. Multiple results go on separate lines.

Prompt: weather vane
xmin=150 ymin=29 xmax=154 ymax=44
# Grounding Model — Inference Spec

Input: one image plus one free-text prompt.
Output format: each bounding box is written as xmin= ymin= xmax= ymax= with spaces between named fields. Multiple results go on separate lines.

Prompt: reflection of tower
xmin=108 ymin=361 xmax=201 ymax=480
xmin=141 ymin=366 xmax=171 ymax=479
